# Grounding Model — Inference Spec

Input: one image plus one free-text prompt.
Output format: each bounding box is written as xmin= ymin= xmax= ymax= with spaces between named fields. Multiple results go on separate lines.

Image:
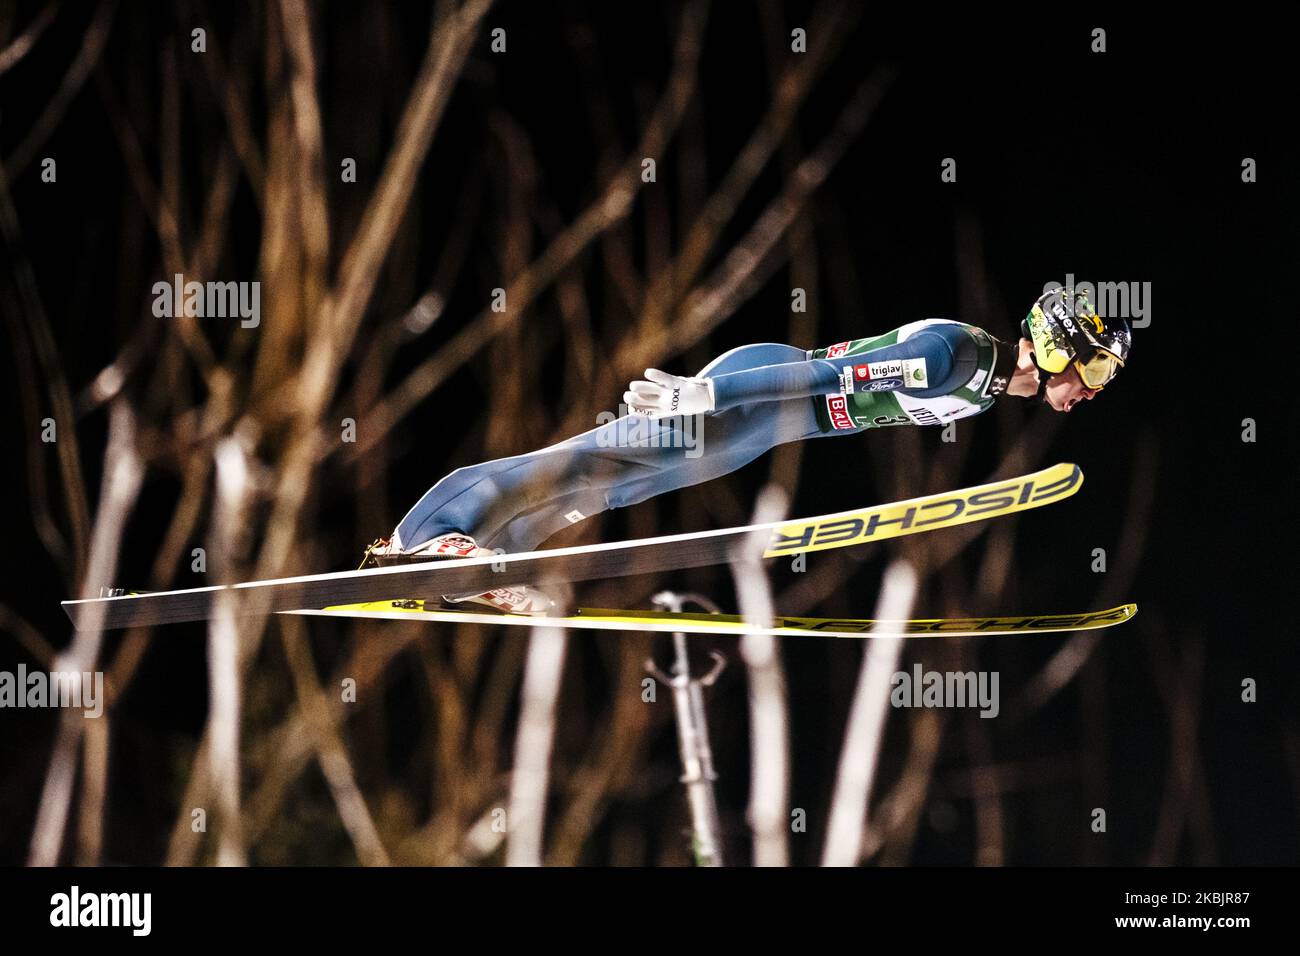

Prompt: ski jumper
xmin=393 ymin=320 xmax=1015 ymax=554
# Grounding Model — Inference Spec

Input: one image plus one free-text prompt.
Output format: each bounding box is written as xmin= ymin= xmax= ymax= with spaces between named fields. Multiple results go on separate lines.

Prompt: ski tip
xmin=1057 ymin=461 xmax=1083 ymax=483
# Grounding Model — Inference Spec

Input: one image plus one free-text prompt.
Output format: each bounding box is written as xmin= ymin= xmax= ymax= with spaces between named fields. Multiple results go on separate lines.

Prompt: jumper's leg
xmin=394 ymin=343 xmax=822 ymax=554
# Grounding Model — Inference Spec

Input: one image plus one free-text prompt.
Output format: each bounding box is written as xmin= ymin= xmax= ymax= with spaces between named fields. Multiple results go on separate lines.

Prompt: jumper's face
xmin=1044 ymin=366 xmax=1099 ymax=413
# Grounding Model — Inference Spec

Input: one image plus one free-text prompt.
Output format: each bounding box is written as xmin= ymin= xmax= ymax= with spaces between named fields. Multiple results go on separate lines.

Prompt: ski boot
xmin=362 ymin=532 xmax=557 ymax=616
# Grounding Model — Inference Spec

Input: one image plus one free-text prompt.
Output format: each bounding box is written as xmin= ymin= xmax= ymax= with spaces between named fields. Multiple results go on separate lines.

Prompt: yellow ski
xmin=289 ymin=599 xmax=1137 ymax=640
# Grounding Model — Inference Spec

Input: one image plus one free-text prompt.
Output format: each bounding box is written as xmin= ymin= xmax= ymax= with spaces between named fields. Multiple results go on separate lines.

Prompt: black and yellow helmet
xmin=1021 ymin=288 xmax=1131 ymax=390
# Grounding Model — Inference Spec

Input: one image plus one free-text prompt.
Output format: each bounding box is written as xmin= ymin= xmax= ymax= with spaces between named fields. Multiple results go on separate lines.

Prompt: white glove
xmin=624 ymin=368 xmax=716 ymax=418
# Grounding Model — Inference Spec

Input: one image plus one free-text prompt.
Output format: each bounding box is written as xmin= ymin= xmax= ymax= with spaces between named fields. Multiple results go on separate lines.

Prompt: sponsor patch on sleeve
xmin=825 ymin=394 xmax=856 ymax=430
xmin=861 ymin=378 xmax=903 ymax=392
xmin=843 ymin=356 xmax=929 ymax=392
xmin=825 ymin=341 xmax=851 ymax=358
xmin=902 ymin=358 xmax=928 ymax=388
xmin=852 ymin=358 xmax=904 ymax=382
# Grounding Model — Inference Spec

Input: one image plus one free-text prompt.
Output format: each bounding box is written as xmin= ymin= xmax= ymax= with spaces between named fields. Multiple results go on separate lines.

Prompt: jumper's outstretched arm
xmin=708 ymin=326 xmax=973 ymax=411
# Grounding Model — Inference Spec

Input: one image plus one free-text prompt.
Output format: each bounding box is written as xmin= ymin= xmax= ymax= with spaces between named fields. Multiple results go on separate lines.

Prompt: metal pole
xmin=647 ymin=591 xmax=726 ymax=866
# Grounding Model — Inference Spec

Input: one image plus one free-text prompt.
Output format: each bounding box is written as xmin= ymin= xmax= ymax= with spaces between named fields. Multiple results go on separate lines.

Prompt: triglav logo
xmin=50 ymin=886 xmax=151 ymax=936
xmin=595 ymin=405 xmax=704 ymax=459
xmin=152 ymin=273 xmax=261 ymax=328
xmin=0 ymin=666 xmax=103 ymax=718
xmin=1042 ymin=274 xmax=1150 ymax=327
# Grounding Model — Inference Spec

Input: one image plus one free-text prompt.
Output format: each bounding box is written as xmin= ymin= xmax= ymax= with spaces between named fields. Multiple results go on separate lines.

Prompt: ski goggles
xmin=1072 ymin=348 xmax=1124 ymax=390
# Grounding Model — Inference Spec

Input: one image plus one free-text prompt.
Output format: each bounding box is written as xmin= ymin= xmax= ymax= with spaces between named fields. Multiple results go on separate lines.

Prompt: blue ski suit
xmin=393 ymin=320 xmax=1012 ymax=554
